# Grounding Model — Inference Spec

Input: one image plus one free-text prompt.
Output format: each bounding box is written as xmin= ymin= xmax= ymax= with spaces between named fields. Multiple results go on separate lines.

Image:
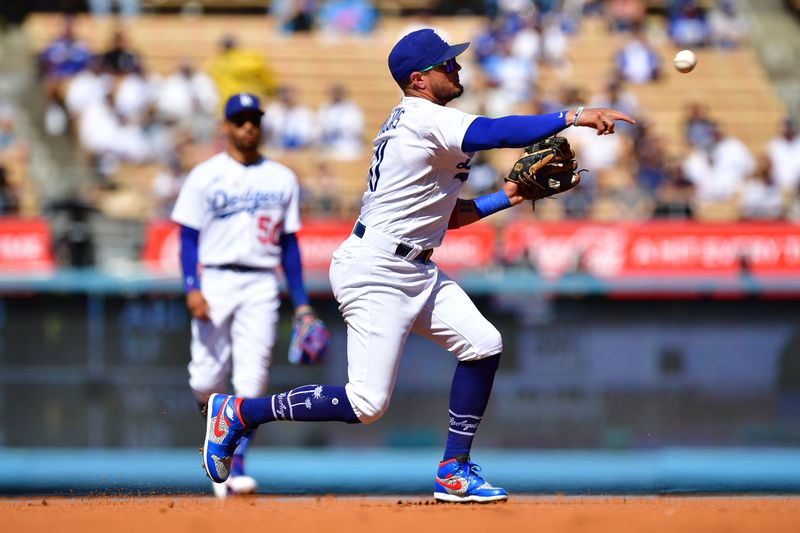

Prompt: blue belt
xmin=353 ymin=221 xmax=433 ymax=264
xmin=203 ymin=264 xmax=272 ymax=273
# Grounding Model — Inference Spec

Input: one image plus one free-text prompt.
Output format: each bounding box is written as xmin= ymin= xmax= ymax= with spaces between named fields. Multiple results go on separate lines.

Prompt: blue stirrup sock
xmin=239 ymin=385 xmax=360 ymax=425
xmin=443 ymin=354 xmax=501 ymax=461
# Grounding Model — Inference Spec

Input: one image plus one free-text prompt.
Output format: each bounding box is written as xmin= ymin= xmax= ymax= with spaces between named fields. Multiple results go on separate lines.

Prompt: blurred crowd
xmin=17 ymin=0 xmax=800 ymax=225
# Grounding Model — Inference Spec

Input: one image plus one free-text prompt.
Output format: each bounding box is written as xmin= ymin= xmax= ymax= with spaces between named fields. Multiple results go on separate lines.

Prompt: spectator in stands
xmin=509 ymin=14 xmax=541 ymax=64
xmin=668 ymin=0 xmax=710 ymax=49
xmin=151 ymin=130 xmax=193 ymax=219
xmin=0 ymin=165 xmax=20 ymax=216
xmin=653 ymin=164 xmax=694 ymax=219
xmin=589 ymin=168 xmax=655 ymax=221
xmin=205 ymin=35 xmax=277 ymax=106
xmin=739 ymin=155 xmax=785 ymax=220
xmin=79 ymin=88 xmax=153 ymax=180
xmin=65 ymin=54 xmax=111 ymax=120
xmin=683 ymin=101 xmax=717 ymax=150
xmin=682 ymin=124 xmax=755 ymax=205
xmin=633 ymin=121 xmax=671 ymax=194
xmin=540 ymin=11 xmax=571 ymax=67
xmin=38 ymin=15 xmax=91 ymax=82
xmin=101 ymin=28 xmax=141 ymax=76
xmin=708 ymin=0 xmax=747 ymax=49
xmin=766 ymin=117 xmax=800 ymax=195
xmin=0 ymin=106 xmax=28 ymax=164
xmin=301 ymin=160 xmax=341 ymax=217
xmin=38 ymin=15 xmax=91 ymax=137
xmin=271 ymin=0 xmax=316 ymax=33
xmin=316 ymin=0 xmax=378 ymax=34
xmin=156 ymin=60 xmax=218 ymax=124
xmin=49 ymin=197 xmax=96 ymax=267
xmin=603 ymin=0 xmax=647 ymax=32
xmin=317 ymin=84 xmax=364 ymax=160
xmin=614 ymin=25 xmax=660 ymax=84
xmin=87 ymin=0 xmax=140 ymax=18
xmin=472 ymin=19 xmax=504 ymax=69
xmin=262 ymin=85 xmax=314 ymax=151
xmin=114 ymin=63 xmax=158 ymax=123
xmin=482 ymin=37 xmax=538 ymax=107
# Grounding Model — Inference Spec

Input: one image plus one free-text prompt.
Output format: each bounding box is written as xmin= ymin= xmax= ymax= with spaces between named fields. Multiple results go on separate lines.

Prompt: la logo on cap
xmin=239 ymin=94 xmax=253 ymax=106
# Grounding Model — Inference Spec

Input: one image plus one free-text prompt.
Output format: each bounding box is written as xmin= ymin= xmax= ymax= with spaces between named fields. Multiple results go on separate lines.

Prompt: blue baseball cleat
xmin=202 ymin=393 xmax=248 ymax=483
xmin=433 ymin=457 xmax=508 ymax=503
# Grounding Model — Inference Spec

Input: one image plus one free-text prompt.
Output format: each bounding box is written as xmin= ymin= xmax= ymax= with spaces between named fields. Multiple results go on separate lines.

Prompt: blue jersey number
xmin=368 ymin=140 xmax=388 ymax=192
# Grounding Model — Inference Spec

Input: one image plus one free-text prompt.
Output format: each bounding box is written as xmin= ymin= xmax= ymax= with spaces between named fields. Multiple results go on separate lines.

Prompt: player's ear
xmin=408 ymin=71 xmax=426 ymax=90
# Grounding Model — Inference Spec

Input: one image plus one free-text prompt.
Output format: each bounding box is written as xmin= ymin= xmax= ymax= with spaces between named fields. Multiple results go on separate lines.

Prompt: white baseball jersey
xmin=171 ymin=152 xmax=301 ymax=268
xmin=358 ymin=96 xmax=478 ymax=249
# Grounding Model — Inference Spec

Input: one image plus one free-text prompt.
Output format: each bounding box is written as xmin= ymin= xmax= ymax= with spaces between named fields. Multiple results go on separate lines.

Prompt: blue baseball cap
xmin=224 ymin=93 xmax=264 ymax=120
xmin=388 ymin=29 xmax=469 ymax=85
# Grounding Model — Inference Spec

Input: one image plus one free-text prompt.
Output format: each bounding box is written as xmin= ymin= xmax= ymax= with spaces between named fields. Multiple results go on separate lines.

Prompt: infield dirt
xmin=3 ymin=495 xmax=798 ymax=533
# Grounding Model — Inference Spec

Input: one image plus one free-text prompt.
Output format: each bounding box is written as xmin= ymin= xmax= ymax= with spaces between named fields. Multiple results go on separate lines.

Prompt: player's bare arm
xmin=448 ymin=181 xmax=528 ymax=229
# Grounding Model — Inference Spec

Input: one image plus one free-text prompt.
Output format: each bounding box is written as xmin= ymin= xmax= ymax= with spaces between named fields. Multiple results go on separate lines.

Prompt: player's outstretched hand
xmin=186 ymin=289 xmax=210 ymax=321
xmin=573 ymin=107 xmax=636 ymax=135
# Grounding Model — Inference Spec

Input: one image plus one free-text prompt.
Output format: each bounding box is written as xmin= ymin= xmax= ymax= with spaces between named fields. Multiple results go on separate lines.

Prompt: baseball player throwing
xmin=201 ymin=30 xmax=634 ymax=502
xmin=173 ymin=93 xmax=318 ymax=498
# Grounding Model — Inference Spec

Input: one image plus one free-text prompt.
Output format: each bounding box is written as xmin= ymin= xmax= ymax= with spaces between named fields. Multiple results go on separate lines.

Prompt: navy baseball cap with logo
xmin=388 ymin=29 xmax=470 ymax=85
xmin=224 ymin=93 xmax=264 ymax=120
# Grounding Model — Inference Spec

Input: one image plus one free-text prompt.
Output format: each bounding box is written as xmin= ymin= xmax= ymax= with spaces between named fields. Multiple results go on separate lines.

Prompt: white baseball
xmin=673 ymin=49 xmax=697 ymax=73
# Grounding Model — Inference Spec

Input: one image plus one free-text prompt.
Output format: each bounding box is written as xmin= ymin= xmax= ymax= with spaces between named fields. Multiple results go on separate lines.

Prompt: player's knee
xmin=232 ymin=373 xmax=268 ymax=399
xmin=189 ymin=375 xmax=227 ymax=402
xmin=457 ymin=326 xmax=503 ymax=362
xmin=346 ymin=385 xmax=390 ymax=424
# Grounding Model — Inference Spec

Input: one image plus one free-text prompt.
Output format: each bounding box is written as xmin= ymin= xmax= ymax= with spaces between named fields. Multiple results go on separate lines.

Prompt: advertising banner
xmin=503 ymin=221 xmax=800 ymax=278
xmin=0 ymin=218 xmax=55 ymax=271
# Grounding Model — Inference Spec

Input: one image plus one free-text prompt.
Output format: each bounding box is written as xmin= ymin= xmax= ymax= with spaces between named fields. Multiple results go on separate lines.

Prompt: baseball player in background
xmin=172 ymin=93 xmax=319 ymax=498
xmin=201 ymin=30 xmax=634 ymax=502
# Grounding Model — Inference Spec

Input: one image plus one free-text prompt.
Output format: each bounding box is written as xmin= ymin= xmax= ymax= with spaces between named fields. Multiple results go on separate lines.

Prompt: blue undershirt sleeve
xmin=179 ymin=225 xmax=200 ymax=293
xmin=280 ymin=232 xmax=310 ymax=308
xmin=461 ymin=112 xmax=569 ymax=152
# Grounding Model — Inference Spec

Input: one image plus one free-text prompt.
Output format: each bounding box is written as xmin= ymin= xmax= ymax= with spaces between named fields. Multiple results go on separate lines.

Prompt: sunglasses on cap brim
xmin=228 ymin=113 xmax=263 ymax=127
xmin=420 ymin=57 xmax=458 ymax=74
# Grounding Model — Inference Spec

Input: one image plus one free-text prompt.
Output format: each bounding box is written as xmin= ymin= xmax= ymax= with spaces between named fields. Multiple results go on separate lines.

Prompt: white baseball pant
xmin=188 ymin=268 xmax=281 ymax=402
xmin=329 ymin=233 xmax=503 ymax=424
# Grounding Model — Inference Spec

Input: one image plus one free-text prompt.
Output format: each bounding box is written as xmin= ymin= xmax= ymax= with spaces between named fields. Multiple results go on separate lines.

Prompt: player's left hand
xmin=570 ymin=107 xmax=636 ymax=135
xmin=288 ymin=306 xmax=329 ymax=365
xmin=505 ymin=136 xmax=582 ymax=202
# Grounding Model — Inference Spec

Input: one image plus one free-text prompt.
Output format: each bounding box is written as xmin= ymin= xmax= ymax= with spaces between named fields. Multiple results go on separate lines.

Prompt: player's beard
xmin=232 ymin=131 xmax=261 ymax=153
xmin=435 ymin=78 xmax=464 ymax=104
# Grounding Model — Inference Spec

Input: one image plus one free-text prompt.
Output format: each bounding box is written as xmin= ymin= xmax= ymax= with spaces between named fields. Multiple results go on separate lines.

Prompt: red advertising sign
xmin=298 ymin=219 xmax=496 ymax=271
xmin=142 ymin=219 xmax=497 ymax=274
xmin=436 ymin=222 xmax=496 ymax=270
xmin=141 ymin=220 xmax=180 ymax=274
xmin=503 ymin=221 xmax=800 ymax=278
xmin=297 ymin=219 xmax=354 ymax=270
xmin=0 ymin=218 xmax=54 ymax=271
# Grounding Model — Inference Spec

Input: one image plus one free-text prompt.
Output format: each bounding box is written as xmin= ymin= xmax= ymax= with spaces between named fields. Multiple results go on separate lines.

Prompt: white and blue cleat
xmin=212 ymin=475 xmax=259 ymax=499
xmin=433 ymin=457 xmax=508 ymax=503
xmin=202 ymin=393 xmax=248 ymax=484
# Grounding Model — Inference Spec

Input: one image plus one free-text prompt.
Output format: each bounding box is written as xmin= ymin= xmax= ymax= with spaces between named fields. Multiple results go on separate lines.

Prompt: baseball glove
xmin=505 ymin=136 xmax=581 ymax=201
xmin=288 ymin=308 xmax=329 ymax=365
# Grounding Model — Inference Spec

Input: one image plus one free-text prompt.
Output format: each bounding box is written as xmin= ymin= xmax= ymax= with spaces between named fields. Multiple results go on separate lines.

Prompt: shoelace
xmin=455 ymin=461 xmax=484 ymax=480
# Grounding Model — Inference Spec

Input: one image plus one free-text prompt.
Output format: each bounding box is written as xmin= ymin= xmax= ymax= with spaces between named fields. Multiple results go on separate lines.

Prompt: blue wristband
xmin=473 ymin=190 xmax=512 ymax=219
